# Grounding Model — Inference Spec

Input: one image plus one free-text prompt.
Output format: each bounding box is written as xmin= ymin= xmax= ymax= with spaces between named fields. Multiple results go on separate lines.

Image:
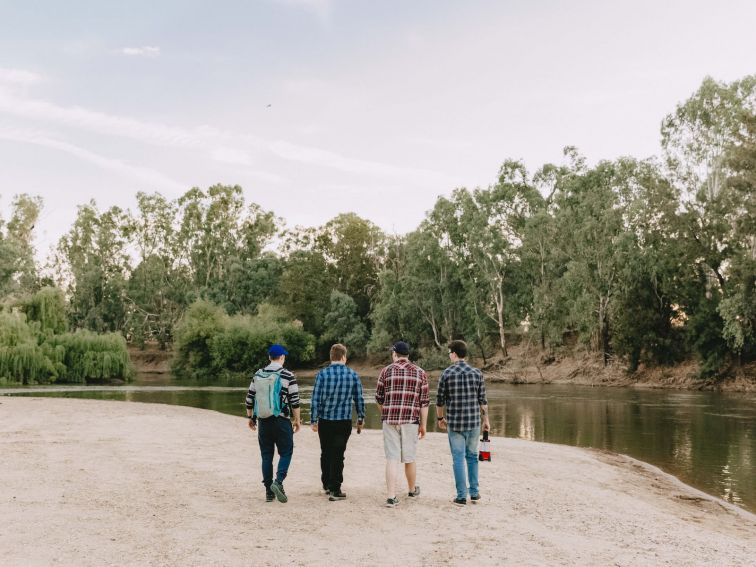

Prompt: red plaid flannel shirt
xmin=375 ymin=359 xmax=430 ymax=425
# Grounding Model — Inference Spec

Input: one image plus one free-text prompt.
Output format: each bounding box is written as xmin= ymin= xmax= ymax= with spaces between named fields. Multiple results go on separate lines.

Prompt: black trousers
xmin=317 ymin=419 xmax=352 ymax=492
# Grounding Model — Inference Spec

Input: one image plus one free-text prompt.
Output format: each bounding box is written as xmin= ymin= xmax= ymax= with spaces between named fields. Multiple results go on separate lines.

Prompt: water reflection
xmin=4 ymin=377 xmax=755 ymax=512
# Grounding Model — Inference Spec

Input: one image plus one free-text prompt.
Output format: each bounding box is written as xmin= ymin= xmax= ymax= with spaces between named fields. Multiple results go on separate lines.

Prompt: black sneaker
xmin=271 ymin=481 xmax=288 ymax=503
xmin=329 ymin=490 xmax=347 ymax=501
xmin=385 ymin=496 xmax=399 ymax=508
xmin=453 ymin=497 xmax=467 ymax=506
xmin=265 ymin=489 xmax=275 ymax=502
xmin=408 ymin=485 xmax=421 ymax=498
xmin=470 ymin=494 xmax=481 ymax=503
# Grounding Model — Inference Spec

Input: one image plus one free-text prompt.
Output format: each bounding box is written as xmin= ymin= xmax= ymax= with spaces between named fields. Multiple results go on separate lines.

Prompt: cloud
xmin=0 ymin=126 xmax=186 ymax=193
xmin=0 ymin=89 xmax=205 ymax=148
xmin=120 ymin=46 xmax=161 ymax=57
xmin=0 ymin=68 xmax=43 ymax=86
xmin=268 ymin=139 xmax=450 ymax=184
xmin=0 ymin=87 xmax=454 ymax=186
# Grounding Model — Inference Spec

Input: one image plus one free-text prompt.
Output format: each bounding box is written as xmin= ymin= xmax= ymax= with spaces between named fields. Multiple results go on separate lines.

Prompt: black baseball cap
xmin=391 ymin=341 xmax=410 ymax=356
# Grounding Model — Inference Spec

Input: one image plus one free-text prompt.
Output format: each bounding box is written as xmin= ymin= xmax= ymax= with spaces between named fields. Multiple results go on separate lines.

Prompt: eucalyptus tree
xmin=371 ymin=227 xmax=466 ymax=350
xmin=173 ymin=185 xmax=279 ymax=313
xmin=322 ymin=289 xmax=369 ymax=355
xmin=0 ymin=194 xmax=42 ymax=297
xmin=661 ymin=75 xmax=756 ymax=373
xmin=316 ymin=212 xmax=387 ymax=320
xmin=426 ymin=161 xmax=539 ymax=356
xmin=548 ymin=157 xmax=635 ymax=365
xmin=55 ymin=202 xmax=131 ymax=333
xmin=279 ymin=213 xmax=386 ymax=342
xmin=719 ymin=111 xmax=756 ymax=357
xmin=123 ymin=192 xmax=183 ymax=346
xmin=607 ymin=158 xmax=686 ymax=370
xmin=276 ymin=248 xmax=335 ymax=337
xmin=521 ymin=158 xmax=576 ymax=350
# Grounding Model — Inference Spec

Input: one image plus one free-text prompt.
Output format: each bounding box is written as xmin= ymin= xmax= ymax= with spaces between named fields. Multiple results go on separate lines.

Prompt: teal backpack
xmin=253 ymin=369 xmax=283 ymax=418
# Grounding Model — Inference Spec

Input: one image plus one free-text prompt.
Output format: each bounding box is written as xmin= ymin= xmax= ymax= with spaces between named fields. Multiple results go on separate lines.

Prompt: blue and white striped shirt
xmin=310 ymin=363 xmax=366 ymax=423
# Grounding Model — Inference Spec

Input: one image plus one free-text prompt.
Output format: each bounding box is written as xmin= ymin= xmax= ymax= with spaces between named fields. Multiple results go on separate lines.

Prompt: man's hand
xmin=482 ymin=417 xmax=491 ymax=432
xmin=356 ymin=421 xmax=363 ymax=434
xmin=292 ymin=419 xmax=301 ymax=433
xmin=311 ymin=422 xmax=318 ymax=433
xmin=438 ymin=418 xmax=447 ymax=431
xmin=247 ymin=419 xmax=256 ymax=431
xmin=418 ymin=424 xmax=426 ymax=439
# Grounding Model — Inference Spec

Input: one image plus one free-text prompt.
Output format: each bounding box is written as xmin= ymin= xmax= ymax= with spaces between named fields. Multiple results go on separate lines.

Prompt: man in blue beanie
xmin=245 ymin=344 xmax=301 ymax=503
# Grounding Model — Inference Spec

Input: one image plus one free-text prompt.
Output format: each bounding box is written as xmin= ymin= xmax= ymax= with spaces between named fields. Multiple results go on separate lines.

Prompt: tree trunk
xmin=497 ymin=301 xmax=507 ymax=357
xmin=598 ymin=297 xmax=610 ymax=366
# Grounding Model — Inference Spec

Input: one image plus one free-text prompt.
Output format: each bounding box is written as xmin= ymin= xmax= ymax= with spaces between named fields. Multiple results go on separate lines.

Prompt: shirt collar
xmin=265 ymin=362 xmax=283 ymax=371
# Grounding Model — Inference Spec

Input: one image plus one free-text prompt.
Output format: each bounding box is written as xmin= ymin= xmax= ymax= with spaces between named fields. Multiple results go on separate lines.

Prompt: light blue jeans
xmin=448 ymin=428 xmax=479 ymax=500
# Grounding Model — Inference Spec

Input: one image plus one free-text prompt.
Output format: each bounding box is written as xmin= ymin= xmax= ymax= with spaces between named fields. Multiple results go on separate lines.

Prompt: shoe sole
xmin=453 ymin=500 xmax=466 ymax=506
xmin=385 ymin=501 xmax=398 ymax=508
xmin=329 ymin=496 xmax=346 ymax=501
xmin=271 ymin=483 xmax=288 ymax=503
xmin=470 ymin=498 xmax=480 ymax=504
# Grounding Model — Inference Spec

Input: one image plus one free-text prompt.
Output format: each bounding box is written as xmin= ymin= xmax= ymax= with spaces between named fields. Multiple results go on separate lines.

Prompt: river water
xmin=3 ymin=373 xmax=754 ymax=512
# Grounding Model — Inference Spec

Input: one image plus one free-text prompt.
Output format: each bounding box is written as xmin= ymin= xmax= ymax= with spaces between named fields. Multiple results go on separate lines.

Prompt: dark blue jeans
xmin=258 ymin=416 xmax=294 ymax=488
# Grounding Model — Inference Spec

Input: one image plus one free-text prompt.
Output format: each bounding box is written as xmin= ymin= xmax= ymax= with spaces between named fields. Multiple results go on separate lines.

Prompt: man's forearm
xmin=480 ymin=405 xmax=489 ymax=418
xmin=292 ymin=408 xmax=301 ymax=422
xmin=420 ymin=406 xmax=429 ymax=428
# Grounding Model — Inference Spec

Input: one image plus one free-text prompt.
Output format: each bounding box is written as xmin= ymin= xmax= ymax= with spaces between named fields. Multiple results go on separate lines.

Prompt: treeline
xmin=1 ymin=75 xmax=754 ymax=382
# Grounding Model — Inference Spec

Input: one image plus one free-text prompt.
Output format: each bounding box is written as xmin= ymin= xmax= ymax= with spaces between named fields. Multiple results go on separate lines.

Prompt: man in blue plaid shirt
xmin=310 ymin=343 xmax=366 ymax=501
xmin=436 ymin=340 xmax=490 ymax=506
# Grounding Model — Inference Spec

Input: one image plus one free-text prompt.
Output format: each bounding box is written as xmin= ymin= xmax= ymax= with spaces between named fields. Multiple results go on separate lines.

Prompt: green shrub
xmin=174 ymin=299 xmax=316 ymax=378
xmin=416 ymin=346 xmax=450 ymax=370
xmin=209 ymin=316 xmax=276 ymax=373
xmin=172 ymin=300 xmax=227 ymax=376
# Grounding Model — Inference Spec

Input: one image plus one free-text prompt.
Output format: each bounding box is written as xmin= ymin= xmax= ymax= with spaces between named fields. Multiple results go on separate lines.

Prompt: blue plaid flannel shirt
xmin=436 ymin=360 xmax=487 ymax=431
xmin=310 ymin=363 xmax=366 ymax=423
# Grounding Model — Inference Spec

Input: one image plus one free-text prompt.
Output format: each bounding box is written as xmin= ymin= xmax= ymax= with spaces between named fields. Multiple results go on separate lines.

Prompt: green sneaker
xmin=271 ymin=481 xmax=288 ymax=503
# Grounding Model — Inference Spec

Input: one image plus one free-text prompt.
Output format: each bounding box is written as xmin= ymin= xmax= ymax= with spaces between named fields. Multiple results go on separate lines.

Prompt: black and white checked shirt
xmin=436 ymin=361 xmax=487 ymax=431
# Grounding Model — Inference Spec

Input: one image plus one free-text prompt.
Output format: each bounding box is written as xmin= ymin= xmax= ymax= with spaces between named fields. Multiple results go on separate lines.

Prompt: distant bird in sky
xmin=266 ymin=104 xmax=272 ymax=108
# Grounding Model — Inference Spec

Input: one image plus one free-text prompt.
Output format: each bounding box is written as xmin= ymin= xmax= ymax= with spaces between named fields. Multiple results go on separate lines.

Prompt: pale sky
xmin=1 ymin=0 xmax=755 ymax=258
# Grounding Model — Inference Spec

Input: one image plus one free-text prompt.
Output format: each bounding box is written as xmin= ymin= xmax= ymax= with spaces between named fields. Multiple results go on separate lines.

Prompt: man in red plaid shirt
xmin=375 ymin=341 xmax=429 ymax=507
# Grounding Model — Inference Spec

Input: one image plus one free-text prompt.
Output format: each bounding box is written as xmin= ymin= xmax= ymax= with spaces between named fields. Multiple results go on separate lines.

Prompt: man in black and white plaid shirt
xmin=436 ymin=340 xmax=490 ymax=506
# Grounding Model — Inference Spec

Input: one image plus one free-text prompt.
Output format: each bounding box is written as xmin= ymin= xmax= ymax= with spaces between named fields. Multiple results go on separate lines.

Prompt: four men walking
xmin=246 ymin=339 xmax=488 ymax=507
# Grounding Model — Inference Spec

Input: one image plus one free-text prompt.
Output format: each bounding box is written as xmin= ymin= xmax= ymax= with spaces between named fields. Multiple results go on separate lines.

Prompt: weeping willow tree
xmin=0 ymin=289 xmax=133 ymax=384
xmin=0 ymin=312 xmax=59 ymax=384
xmin=48 ymin=331 xmax=133 ymax=383
xmin=21 ymin=287 xmax=67 ymax=336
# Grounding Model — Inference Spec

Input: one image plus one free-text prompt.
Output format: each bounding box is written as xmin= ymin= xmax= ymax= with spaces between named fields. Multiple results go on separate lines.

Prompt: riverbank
xmin=1 ymin=398 xmax=754 ymax=566
xmin=128 ymin=343 xmax=756 ymax=392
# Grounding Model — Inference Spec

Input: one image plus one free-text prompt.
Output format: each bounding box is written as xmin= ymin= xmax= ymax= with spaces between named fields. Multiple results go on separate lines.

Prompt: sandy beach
xmin=1 ymin=397 xmax=754 ymax=566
